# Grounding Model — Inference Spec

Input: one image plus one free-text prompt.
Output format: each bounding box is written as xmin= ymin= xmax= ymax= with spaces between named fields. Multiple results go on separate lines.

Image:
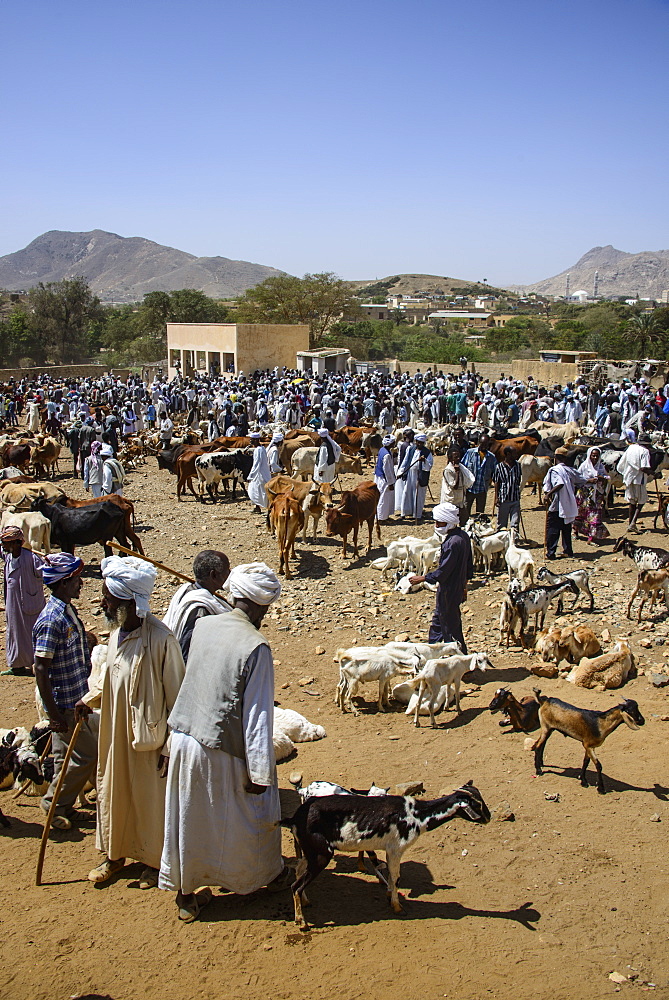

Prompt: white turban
xmin=382 ymin=435 xmax=394 ymax=446
xmin=226 ymin=561 xmax=282 ymax=606
xmin=432 ymin=502 xmax=460 ymax=528
xmin=101 ymin=555 xmax=157 ymax=618
xmin=271 ymin=432 xmax=284 ymax=443
xmin=415 ymin=433 xmax=427 ymax=442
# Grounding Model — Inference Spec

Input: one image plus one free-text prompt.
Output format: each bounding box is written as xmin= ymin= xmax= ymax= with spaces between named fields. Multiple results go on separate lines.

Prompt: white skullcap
xmin=415 ymin=433 xmax=427 ymax=442
xmin=226 ymin=561 xmax=282 ymax=606
xmin=382 ymin=435 xmax=394 ymax=446
xmin=101 ymin=555 xmax=157 ymax=618
xmin=318 ymin=428 xmax=329 ymax=436
xmin=249 ymin=431 xmax=261 ymax=439
xmin=432 ymin=502 xmax=460 ymax=528
xmin=271 ymin=432 xmax=284 ymax=443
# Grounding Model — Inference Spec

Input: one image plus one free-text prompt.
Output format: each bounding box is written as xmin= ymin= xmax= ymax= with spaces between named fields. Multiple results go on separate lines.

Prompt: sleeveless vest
xmin=167 ymin=608 xmax=268 ymax=760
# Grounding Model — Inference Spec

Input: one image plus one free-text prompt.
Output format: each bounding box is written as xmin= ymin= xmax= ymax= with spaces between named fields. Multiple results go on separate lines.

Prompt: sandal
xmin=51 ymin=815 xmax=72 ymax=831
xmin=88 ymin=857 xmax=126 ymax=883
xmin=265 ymin=866 xmax=295 ymax=893
xmin=0 ymin=666 xmax=33 ymax=676
xmin=138 ymin=866 xmax=159 ymax=889
xmin=177 ymin=888 xmax=213 ymax=922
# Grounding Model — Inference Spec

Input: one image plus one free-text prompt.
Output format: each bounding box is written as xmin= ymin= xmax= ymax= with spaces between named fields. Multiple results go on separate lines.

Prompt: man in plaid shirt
xmin=34 ymin=553 xmax=98 ymax=831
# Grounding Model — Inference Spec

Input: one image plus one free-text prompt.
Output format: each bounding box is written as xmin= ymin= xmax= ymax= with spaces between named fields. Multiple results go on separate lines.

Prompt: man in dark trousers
xmin=409 ymin=502 xmax=473 ymax=653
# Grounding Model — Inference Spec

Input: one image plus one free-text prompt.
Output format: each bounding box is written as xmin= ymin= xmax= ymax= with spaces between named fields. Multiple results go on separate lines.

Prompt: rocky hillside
xmin=522 ymin=245 xmax=669 ymax=300
xmin=0 ymin=229 xmax=286 ymax=302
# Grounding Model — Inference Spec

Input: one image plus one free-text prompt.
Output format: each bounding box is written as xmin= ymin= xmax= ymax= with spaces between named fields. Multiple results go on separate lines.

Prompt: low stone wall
xmin=511 ymin=360 xmax=578 ymax=384
xmin=387 ymin=360 xmax=507 ymax=379
xmin=0 ymin=364 xmax=130 ymax=381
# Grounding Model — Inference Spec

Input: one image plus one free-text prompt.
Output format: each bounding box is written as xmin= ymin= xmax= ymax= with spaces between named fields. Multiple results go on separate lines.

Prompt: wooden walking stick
xmin=36 ymin=718 xmax=83 ymax=886
xmin=106 ymin=541 xmax=198 ymax=585
xmin=13 ymin=732 xmax=52 ymax=799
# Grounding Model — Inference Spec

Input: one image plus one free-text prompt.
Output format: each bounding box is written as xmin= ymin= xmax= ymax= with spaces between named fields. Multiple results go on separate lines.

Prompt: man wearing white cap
xmin=77 ymin=555 xmax=186 ymax=889
xmin=396 ymin=433 xmax=433 ymax=521
xmin=247 ymin=431 xmax=271 ymax=512
xmin=101 ymin=443 xmax=125 ymax=495
xmin=266 ymin=431 xmax=284 ymax=475
xmin=374 ymin=435 xmax=396 ymax=523
xmin=409 ymin=502 xmax=473 ymax=653
xmin=159 ymin=562 xmax=290 ymax=922
xmin=314 ymin=427 xmax=341 ymax=484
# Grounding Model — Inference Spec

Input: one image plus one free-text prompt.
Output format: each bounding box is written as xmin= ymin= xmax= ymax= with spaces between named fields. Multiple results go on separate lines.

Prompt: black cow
xmin=31 ymin=497 xmax=130 ymax=557
xmin=156 ymin=443 xmax=189 ymax=474
xmin=194 ymin=449 xmax=254 ymax=503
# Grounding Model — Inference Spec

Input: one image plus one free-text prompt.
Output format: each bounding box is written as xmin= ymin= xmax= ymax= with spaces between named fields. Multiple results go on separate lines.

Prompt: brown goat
xmin=488 ymin=687 xmax=539 ymax=731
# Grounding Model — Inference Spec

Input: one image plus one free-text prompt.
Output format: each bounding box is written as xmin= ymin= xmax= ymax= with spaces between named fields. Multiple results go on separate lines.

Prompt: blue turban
xmin=42 ymin=553 xmax=84 ymax=588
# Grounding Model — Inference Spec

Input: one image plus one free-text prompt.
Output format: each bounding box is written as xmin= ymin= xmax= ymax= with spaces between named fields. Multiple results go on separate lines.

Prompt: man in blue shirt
xmin=34 ymin=553 xmax=98 ymax=831
xmin=461 ymin=435 xmax=497 ymax=520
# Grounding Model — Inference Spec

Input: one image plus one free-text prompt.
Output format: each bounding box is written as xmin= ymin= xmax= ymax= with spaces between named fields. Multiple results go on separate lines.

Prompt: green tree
xmin=27 ymin=277 xmax=104 ymax=364
xmin=628 ymin=312 xmax=660 ymax=358
xmin=237 ymin=272 xmax=354 ymax=348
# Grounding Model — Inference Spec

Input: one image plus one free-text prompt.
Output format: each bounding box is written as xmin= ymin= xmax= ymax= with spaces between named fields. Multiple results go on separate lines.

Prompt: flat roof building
xmin=167 ymin=322 xmax=309 ymax=378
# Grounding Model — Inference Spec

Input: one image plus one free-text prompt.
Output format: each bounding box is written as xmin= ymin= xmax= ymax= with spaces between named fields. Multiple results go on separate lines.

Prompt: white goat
xmin=470 ymin=527 xmax=510 ymax=576
xmin=335 ymin=647 xmax=415 ymax=714
xmin=411 ymin=652 xmax=494 ymax=727
xmin=505 ymin=527 xmax=534 ymax=586
xmin=272 ymin=707 xmax=327 ymax=762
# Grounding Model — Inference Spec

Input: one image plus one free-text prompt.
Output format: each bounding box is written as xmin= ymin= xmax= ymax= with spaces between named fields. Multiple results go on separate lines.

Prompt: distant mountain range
xmin=519 ymin=245 xmax=669 ymax=300
xmin=0 ymin=230 xmax=285 ymax=302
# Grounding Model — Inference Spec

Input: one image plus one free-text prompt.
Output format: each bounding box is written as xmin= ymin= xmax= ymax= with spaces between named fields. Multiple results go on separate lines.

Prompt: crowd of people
xmin=1 ymin=358 xmax=666 ymax=920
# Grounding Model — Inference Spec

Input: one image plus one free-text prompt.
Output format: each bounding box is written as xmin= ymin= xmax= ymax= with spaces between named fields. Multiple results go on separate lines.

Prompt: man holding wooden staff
xmin=34 ymin=553 xmax=99 ymax=831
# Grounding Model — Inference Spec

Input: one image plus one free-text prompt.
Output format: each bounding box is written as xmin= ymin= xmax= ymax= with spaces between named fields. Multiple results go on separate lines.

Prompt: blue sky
xmin=2 ymin=0 xmax=668 ymax=286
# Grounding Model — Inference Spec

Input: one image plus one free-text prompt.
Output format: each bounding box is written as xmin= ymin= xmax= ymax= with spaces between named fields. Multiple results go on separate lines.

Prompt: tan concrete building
xmin=166 ymin=323 xmax=309 ymax=378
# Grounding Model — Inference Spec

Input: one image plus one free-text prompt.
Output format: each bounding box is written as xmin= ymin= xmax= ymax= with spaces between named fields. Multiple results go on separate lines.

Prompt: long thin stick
xmin=36 ymin=718 xmax=83 ymax=886
xmin=13 ymin=732 xmax=52 ymax=799
xmin=105 ymin=541 xmax=230 ymax=602
xmin=107 ymin=541 xmax=196 ymax=584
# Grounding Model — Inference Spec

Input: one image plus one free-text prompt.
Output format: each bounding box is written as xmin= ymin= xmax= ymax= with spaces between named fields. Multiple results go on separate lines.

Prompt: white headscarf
xmin=432 ymin=502 xmax=460 ymax=528
xmin=101 ymin=555 xmax=157 ymax=618
xmin=225 ymin=561 xmax=282 ymax=606
xmin=579 ymin=446 xmax=607 ymax=481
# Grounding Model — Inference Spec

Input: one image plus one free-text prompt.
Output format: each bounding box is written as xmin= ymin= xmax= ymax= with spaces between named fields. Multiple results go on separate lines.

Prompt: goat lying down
xmin=282 ymin=781 xmax=490 ymax=929
xmin=273 ymin=708 xmax=327 ymax=762
xmin=565 ymin=640 xmax=635 ymax=690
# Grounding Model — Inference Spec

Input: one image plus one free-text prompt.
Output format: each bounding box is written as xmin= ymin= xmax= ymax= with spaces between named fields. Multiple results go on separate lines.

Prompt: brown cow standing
xmin=487 ymin=435 xmax=539 ymax=462
xmin=267 ymin=493 xmax=304 ymax=579
xmin=325 ymin=481 xmax=381 ymax=559
xmin=265 ymin=474 xmax=332 ymax=541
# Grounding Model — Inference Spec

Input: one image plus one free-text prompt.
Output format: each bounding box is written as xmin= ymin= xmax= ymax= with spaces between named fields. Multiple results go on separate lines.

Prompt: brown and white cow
xmin=265 ymin=474 xmax=333 ymax=541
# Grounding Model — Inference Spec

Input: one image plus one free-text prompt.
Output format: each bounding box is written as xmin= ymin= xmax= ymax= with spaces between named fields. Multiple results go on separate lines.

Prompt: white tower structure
xmin=593 ymin=270 xmax=599 ymax=299
xmin=565 ymin=273 xmax=571 ymax=299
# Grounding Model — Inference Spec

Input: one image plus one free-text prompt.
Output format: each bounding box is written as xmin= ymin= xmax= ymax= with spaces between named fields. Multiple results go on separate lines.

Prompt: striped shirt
xmin=492 ymin=460 xmax=522 ymax=504
xmin=33 ymin=596 xmax=91 ymax=710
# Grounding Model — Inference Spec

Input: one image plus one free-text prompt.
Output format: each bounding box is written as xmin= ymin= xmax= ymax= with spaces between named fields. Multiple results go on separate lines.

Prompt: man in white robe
xmin=159 ymin=562 xmax=290 ymax=922
xmin=266 ymin=432 xmax=284 ymax=475
xmin=313 ymin=428 xmax=341 ymax=484
xmin=374 ymin=435 xmax=396 ymax=523
xmin=617 ymin=438 xmax=653 ymax=532
xmin=247 ymin=431 xmax=271 ymax=512
xmin=163 ymin=550 xmax=231 ymax=659
xmin=77 ymin=556 xmax=186 ymax=889
xmin=396 ymin=433 xmax=433 ymax=520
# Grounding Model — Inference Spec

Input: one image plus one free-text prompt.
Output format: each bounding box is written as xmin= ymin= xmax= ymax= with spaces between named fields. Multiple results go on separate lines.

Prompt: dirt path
xmin=1 ymin=448 xmax=668 ymax=1000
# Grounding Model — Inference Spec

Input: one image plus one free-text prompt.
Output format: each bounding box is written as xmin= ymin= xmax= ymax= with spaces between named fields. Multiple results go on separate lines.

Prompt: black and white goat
xmin=537 ymin=565 xmax=594 ymax=612
xmin=0 ymin=731 xmax=44 ymax=827
xmin=613 ymin=536 xmax=669 ymax=572
xmin=290 ymin=777 xmax=390 ymax=882
xmin=282 ymin=781 xmax=490 ymax=929
xmin=504 ymin=579 xmax=579 ymax=648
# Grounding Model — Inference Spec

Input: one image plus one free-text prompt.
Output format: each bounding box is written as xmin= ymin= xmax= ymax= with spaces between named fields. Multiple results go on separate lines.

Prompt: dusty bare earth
xmin=2 ymin=444 xmax=669 ymax=1000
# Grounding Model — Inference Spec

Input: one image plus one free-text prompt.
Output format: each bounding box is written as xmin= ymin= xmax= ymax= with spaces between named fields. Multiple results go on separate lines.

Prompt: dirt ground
xmin=2 ymin=444 xmax=669 ymax=1000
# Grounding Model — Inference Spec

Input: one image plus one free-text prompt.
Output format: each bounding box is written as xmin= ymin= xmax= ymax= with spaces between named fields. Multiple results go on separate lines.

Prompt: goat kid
xmin=537 ymin=565 xmax=594 ymax=612
xmin=411 ymin=652 xmax=494 ymax=728
xmin=488 ymin=687 xmax=540 ymax=732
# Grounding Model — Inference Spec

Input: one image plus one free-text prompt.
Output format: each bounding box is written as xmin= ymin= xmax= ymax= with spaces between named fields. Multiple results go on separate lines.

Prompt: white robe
xmin=266 ymin=443 xmax=282 ymax=474
xmin=396 ymin=446 xmax=433 ymax=518
xmin=375 ymin=449 xmax=396 ymax=520
xmin=247 ymin=445 xmax=271 ymax=507
xmin=314 ymin=437 xmax=341 ymax=484
xmin=159 ymin=644 xmax=282 ymax=895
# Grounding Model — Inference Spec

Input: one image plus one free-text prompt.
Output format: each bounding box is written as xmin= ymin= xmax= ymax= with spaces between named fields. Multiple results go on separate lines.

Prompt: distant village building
xmin=166 ymin=322 xmax=309 ymax=378
xmin=296 ymin=348 xmax=351 ymax=375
